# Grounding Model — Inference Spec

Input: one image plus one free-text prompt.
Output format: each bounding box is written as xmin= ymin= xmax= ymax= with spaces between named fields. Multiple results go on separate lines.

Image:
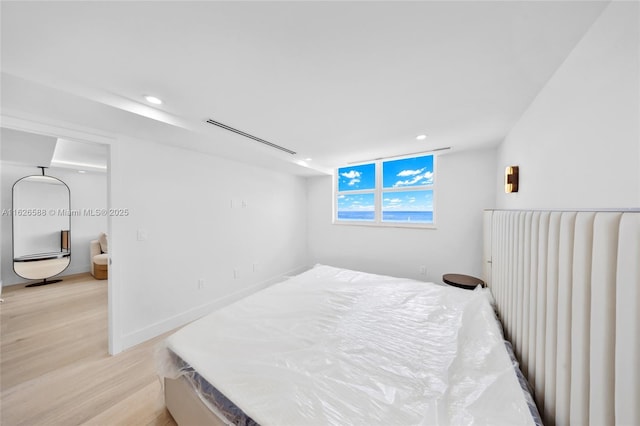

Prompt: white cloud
xmin=397 ymin=167 xmax=425 ymax=177
xmin=341 ymin=170 xmax=361 ymax=179
xmin=383 ymin=198 xmax=405 ymax=210
xmin=394 ymin=171 xmax=434 ymax=187
xmin=341 ymin=170 xmax=364 ymax=187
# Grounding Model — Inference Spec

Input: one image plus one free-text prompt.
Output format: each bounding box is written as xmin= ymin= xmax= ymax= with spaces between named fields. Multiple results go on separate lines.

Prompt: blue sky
xmin=337 ymin=193 xmax=375 ymax=212
xmin=383 ymin=155 xmax=433 ymax=188
xmin=382 ymin=190 xmax=433 ymax=212
xmin=337 ymin=163 xmax=375 ymax=191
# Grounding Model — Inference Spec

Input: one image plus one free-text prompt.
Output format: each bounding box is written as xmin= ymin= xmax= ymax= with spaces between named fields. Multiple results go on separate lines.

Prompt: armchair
xmin=90 ymin=232 xmax=108 ymax=280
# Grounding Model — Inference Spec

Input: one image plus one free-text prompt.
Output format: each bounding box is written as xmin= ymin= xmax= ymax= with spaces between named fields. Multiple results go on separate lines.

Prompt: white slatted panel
xmin=490 ymin=212 xmax=500 ymax=311
xmin=500 ymin=211 xmax=509 ymax=331
xmin=487 ymin=210 xmax=639 ymax=426
xmin=570 ymin=212 xmax=595 ymax=426
xmin=555 ymin=212 xmax=576 ymax=426
xmin=497 ymin=211 xmax=508 ymax=338
xmin=495 ymin=211 xmax=505 ymax=322
xmin=517 ymin=212 xmax=526 ymax=361
xmin=527 ymin=212 xmax=540 ymax=387
xmin=534 ymin=212 xmax=550 ymax=417
xmin=489 ymin=213 xmax=500 ymax=309
xmin=615 ymin=213 xmax=640 ymax=425
xmin=589 ymin=213 xmax=621 ymax=426
xmin=483 ymin=210 xmax=493 ymax=286
xmin=497 ymin=210 xmax=505 ymax=315
xmin=520 ymin=211 xmax=532 ymax=381
xmin=543 ymin=212 xmax=562 ymax=426
xmin=508 ymin=212 xmax=517 ymax=343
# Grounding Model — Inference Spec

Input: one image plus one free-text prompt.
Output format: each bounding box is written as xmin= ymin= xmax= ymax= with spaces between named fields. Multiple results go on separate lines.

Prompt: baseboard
xmin=120 ymin=264 xmax=311 ymax=350
xmin=2 ymin=266 xmax=93 ymax=287
xmin=60 ymin=264 xmax=91 ymax=277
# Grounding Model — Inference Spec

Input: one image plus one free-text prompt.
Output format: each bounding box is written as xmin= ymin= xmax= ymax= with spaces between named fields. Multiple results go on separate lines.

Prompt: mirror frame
xmin=12 ymin=173 xmax=71 ymax=286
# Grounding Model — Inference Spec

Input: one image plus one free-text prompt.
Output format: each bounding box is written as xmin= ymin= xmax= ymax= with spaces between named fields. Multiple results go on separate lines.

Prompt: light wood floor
xmin=1 ymin=273 xmax=177 ymax=426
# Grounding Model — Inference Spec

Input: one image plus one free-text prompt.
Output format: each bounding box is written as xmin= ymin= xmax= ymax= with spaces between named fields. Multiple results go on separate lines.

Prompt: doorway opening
xmin=0 ymin=117 xmax=118 ymax=354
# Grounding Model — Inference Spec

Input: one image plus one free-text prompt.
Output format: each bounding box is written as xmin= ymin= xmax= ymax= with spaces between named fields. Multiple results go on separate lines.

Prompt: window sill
xmin=332 ymin=220 xmax=437 ymax=230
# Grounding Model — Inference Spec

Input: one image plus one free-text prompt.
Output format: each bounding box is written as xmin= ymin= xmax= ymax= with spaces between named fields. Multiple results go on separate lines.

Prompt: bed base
xmin=165 ymin=377 xmax=228 ymax=426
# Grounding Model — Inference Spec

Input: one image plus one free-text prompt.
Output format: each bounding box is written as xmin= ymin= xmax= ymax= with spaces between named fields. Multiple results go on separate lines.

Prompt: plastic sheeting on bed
xmin=157 ymin=264 xmax=540 ymax=425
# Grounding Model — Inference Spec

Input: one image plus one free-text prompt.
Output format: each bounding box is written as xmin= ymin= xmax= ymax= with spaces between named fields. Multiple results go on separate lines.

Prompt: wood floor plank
xmin=0 ymin=273 xmax=177 ymax=426
xmin=81 ymin=380 xmax=172 ymax=426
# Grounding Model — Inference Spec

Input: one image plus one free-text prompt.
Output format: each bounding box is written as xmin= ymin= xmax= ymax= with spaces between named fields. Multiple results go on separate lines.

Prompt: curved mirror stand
xmin=12 ymin=172 xmax=71 ymax=287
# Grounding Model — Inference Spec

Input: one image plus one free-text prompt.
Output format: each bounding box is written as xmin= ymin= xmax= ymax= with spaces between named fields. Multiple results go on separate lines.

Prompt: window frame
xmin=333 ymin=153 xmax=437 ymax=229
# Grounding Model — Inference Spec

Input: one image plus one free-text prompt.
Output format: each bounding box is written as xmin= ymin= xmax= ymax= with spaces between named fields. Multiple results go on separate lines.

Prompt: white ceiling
xmin=1 ymin=127 xmax=57 ymax=168
xmin=0 ymin=1 xmax=609 ymax=175
xmin=50 ymin=139 xmax=108 ymax=172
xmin=1 ymin=127 xmax=108 ymax=173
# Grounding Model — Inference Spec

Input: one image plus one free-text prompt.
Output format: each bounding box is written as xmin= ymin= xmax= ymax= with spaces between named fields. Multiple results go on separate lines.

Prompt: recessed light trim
xmin=416 ymin=134 xmax=427 ymax=141
xmin=144 ymin=95 xmax=163 ymax=105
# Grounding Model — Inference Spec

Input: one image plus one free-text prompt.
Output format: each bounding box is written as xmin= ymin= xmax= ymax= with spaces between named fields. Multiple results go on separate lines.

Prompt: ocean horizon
xmin=338 ymin=211 xmax=433 ymax=223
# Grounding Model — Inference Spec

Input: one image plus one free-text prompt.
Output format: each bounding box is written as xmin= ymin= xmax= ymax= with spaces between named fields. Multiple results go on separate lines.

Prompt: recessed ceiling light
xmin=416 ymin=134 xmax=427 ymax=140
xmin=305 ymin=158 xmax=312 ymax=162
xmin=78 ymin=170 xmax=87 ymax=174
xmin=144 ymin=95 xmax=163 ymax=105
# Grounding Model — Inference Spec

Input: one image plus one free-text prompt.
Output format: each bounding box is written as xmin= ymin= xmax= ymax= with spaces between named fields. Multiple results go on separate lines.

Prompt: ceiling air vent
xmin=205 ymin=119 xmax=296 ymax=155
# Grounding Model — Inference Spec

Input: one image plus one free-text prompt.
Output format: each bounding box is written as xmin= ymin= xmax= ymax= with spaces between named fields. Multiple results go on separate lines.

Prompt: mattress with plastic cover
xmin=159 ymin=264 xmax=540 ymax=425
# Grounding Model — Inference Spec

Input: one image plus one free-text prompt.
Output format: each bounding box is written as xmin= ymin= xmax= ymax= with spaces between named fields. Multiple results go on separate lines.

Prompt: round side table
xmin=442 ymin=273 xmax=485 ymax=290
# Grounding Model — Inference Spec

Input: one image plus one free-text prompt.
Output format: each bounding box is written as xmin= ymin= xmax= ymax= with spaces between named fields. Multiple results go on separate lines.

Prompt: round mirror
xmin=12 ymin=174 xmax=71 ymax=286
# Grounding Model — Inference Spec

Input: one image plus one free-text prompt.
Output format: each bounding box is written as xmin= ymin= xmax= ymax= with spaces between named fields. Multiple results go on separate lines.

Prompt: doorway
xmin=0 ymin=115 xmax=118 ymax=354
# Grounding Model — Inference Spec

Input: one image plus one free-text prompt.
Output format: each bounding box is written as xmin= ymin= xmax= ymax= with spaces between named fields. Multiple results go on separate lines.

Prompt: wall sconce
xmin=505 ymin=166 xmax=519 ymax=193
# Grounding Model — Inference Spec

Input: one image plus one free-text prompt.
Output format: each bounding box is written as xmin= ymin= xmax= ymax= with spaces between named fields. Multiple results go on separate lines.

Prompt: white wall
xmin=496 ymin=2 xmax=640 ymax=209
xmin=307 ymin=147 xmax=496 ymax=284
xmin=1 ymin=164 xmax=107 ymax=285
xmin=0 ymin=162 xmax=2 ymax=293
xmin=110 ymin=137 xmax=308 ymax=349
xmin=60 ymin=168 xmax=108 ymax=275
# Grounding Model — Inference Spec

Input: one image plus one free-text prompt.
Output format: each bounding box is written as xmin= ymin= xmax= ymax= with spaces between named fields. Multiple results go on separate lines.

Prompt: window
xmin=335 ymin=154 xmax=435 ymax=227
xmin=336 ymin=163 xmax=375 ymax=222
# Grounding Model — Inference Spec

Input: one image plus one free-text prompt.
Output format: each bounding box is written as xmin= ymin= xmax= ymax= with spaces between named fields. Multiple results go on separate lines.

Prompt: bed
xmin=158 ymin=264 xmax=540 ymax=425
